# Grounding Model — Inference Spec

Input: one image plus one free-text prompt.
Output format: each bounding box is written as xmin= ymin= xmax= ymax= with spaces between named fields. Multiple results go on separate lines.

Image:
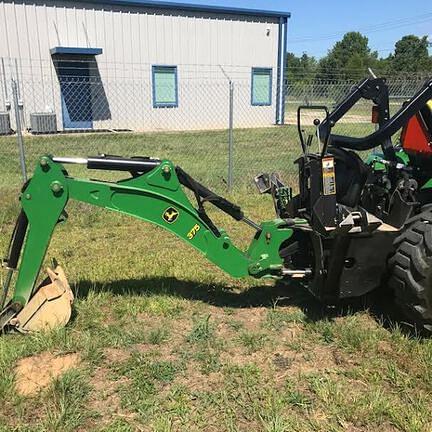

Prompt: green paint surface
xmin=12 ymin=157 xmax=295 ymax=307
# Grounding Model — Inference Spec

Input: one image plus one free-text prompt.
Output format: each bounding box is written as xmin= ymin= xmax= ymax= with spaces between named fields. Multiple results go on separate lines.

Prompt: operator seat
xmin=327 ymin=147 xmax=370 ymax=208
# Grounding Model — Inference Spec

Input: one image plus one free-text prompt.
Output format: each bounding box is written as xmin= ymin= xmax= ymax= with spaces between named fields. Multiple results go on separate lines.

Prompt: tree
xmin=372 ymin=57 xmax=391 ymax=77
xmin=317 ymin=32 xmax=378 ymax=81
xmin=286 ymin=52 xmax=317 ymax=83
xmin=389 ymin=35 xmax=432 ymax=74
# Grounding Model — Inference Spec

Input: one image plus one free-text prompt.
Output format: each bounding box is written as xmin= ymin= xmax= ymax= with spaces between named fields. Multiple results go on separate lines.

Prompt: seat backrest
xmin=328 ymin=147 xmax=370 ymax=208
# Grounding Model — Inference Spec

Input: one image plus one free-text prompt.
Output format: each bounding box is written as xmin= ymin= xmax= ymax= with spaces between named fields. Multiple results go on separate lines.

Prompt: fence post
xmin=11 ymin=79 xmax=27 ymax=183
xmin=228 ymin=80 xmax=234 ymax=191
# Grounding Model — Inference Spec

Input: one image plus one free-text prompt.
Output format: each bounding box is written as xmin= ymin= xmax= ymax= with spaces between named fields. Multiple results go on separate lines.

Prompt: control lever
xmin=254 ymin=173 xmax=285 ymax=195
xmin=254 ymin=173 xmax=271 ymax=195
xmin=254 ymin=173 xmax=291 ymax=218
xmin=297 ymin=106 xmax=331 ymax=157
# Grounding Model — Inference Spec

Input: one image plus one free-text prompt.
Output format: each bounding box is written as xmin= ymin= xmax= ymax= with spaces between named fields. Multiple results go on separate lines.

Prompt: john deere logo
xmin=163 ymin=207 xmax=179 ymax=224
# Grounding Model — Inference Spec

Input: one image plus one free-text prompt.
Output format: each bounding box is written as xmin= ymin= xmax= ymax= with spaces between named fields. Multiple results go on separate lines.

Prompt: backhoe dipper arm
xmin=6 ymin=156 xmax=295 ymax=312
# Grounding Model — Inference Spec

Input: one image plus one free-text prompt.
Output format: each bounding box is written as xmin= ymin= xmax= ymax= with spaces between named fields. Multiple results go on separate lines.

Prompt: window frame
xmin=251 ymin=67 xmax=273 ymax=107
xmin=152 ymin=65 xmax=179 ymax=108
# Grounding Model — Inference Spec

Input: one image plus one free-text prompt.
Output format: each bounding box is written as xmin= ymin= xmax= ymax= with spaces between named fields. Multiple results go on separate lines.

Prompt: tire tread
xmin=389 ymin=207 xmax=432 ymax=331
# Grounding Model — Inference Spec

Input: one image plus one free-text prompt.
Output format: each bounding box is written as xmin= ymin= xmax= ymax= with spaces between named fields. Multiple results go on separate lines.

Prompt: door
xmin=57 ymin=60 xmax=93 ymax=129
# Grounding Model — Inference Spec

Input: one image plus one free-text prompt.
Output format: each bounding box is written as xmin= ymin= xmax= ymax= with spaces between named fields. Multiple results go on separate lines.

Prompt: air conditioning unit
xmin=30 ymin=113 xmax=57 ymax=134
xmin=0 ymin=112 xmax=11 ymax=135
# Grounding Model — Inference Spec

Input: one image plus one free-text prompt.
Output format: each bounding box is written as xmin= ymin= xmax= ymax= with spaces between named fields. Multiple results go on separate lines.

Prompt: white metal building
xmin=0 ymin=0 xmax=290 ymax=132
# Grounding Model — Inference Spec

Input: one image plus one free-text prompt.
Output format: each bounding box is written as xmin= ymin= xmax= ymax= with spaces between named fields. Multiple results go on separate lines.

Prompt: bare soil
xmin=15 ymin=352 xmax=80 ymax=396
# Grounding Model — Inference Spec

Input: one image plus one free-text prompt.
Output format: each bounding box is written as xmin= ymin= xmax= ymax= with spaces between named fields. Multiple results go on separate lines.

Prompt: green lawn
xmin=0 ymin=123 xmax=375 ymax=193
xmin=2 ymin=124 xmax=430 ymax=432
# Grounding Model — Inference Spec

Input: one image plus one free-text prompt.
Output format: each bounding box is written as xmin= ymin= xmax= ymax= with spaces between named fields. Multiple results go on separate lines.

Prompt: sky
xmin=178 ymin=0 xmax=432 ymax=58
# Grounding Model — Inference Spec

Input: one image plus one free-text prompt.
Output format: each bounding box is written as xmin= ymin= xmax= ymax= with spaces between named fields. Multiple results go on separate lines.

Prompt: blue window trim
xmin=276 ymin=17 xmax=288 ymax=124
xmin=152 ymin=65 xmax=179 ymax=108
xmin=251 ymin=67 xmax=273 ymax=107
xmin=50 ymin=47 xmax=103 ymax=56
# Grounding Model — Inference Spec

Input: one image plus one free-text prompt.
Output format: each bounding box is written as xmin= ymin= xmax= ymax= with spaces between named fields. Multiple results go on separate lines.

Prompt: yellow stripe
xmin=427 ymin=100 xmax=432 ymax=111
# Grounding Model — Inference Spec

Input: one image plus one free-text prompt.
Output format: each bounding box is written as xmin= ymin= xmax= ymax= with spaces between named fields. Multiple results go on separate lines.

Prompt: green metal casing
xmin=366 ymin=150 xmax=432 ymax=191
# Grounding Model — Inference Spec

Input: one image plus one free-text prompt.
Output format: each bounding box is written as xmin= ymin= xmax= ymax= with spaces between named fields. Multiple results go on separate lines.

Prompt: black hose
xmin=6 ymin=211 xmax=28 ymax=270
xmin=175 ymin=167 xmax=244 ymax=221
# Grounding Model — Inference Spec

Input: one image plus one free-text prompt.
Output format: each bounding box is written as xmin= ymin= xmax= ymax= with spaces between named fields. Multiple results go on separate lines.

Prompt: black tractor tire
xmin=389 ymin=206 xmax=432 ymax=332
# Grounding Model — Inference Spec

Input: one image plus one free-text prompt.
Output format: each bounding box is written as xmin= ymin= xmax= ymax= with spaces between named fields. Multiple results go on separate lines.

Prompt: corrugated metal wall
xmin=0 ymin=0 xmax=281 ymax=131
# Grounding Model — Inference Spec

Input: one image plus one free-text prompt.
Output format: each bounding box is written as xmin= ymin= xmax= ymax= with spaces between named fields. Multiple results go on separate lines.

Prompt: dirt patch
xmin=220 ymin=344 xmax=339 ymax=380
xmin=377 ymin=340 xmax=394 ymax=356
xmin=282 ymin=345 xmax=338 ymax=376
xmin=220 ymin=347 xmax=273 ymax=372
xmin=170 ymin=318 xmax=192 ymax=339
xmin=331 ymin=349 xmax=357 ymax=368
xmin=338 ymin=422 xmax=398 ymax=432
xmin=88 ymin=367 xmax=134 ymax=424
xmin=273 ymin=353 xmax=294 ymax=370
xmin=230 ymin=307 xmax=267 ymax=331
xmin=279 ymin=324 xmax=304 ymax=342
xmin=103 ymin=347 xmax=131 ymax=364
xmin=174 ymin=362 xmax=223 ymax=393
xmin=99 ymin=305 xmax=116 ymax=326
xmin=15 ymin=352 xmax=80 ymax=396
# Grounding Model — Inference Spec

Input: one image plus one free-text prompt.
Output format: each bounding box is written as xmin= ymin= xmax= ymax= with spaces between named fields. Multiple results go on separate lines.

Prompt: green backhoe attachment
xmin=1 ymin=155 xmax=301 ymax=332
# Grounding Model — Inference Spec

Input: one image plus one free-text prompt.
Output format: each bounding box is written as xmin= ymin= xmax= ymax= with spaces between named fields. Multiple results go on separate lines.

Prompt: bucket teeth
xmin=10 ymin=266 xmax=74 ymax=333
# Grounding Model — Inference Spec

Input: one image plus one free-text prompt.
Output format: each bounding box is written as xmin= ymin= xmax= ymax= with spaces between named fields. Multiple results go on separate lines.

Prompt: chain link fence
xmin=0 ymin=61 xmax=429 ymax=196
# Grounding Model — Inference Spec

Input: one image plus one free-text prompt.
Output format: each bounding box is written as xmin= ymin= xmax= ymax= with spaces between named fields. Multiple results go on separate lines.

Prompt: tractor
xmin=1 ymin=75 xmax=432 ymax=333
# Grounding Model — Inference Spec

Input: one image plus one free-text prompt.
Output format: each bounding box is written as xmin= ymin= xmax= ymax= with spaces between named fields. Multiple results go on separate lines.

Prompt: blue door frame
xmin=57 ymin=60 xmax=93 ymax=129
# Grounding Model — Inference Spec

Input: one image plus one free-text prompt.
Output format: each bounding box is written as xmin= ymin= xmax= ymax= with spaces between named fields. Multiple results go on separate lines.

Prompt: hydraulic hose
xmin=6 ymin=210 xmax=28 ymax=270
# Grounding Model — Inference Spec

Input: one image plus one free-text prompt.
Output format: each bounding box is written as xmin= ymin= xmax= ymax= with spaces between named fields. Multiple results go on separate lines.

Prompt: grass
xmin=0 ymin=123 xmax=375 ymax=192
xmin=1 ymin=125 xmax=432 ymax=431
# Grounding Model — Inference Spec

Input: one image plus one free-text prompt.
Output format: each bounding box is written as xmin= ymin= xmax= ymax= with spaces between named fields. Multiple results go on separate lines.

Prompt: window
xmin=152 ymin=66 xmax=178 ymax=108
xmin=251 ymin=68 xmax=272 ymax=106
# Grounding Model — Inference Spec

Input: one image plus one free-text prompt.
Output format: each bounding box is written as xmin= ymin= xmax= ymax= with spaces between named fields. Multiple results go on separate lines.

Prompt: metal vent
xmin=30 ymin=113 xmax=57 ymax=134
xmin=0 ymin=112 xmax=11 ymax=135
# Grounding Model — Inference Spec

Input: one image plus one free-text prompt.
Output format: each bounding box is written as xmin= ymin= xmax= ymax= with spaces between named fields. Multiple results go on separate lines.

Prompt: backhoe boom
xmin=1 ymin=155 xmax=296 ymax=332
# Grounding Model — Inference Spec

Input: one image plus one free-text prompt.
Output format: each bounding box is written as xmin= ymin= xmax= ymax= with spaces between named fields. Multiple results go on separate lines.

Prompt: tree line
xmin=287 ymin=32 xmax=432 ymax=83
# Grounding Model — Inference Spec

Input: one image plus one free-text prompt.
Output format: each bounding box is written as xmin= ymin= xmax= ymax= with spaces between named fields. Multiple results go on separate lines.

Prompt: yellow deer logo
xmin=163 ymin=207 xmax=179 ymax=224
